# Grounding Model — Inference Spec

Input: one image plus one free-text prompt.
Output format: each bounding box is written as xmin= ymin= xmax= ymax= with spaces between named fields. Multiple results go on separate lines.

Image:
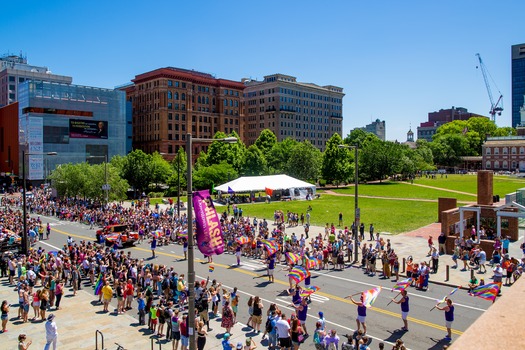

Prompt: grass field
xmin=413 ymin=174 xmax=525 ymax=196
xmin=326 ymin=181 xmax=476 ymax=202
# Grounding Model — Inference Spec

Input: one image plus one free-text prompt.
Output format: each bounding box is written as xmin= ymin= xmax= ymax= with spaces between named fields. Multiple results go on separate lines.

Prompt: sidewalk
xmin=0 ymin=277 xmax=238 ymax=350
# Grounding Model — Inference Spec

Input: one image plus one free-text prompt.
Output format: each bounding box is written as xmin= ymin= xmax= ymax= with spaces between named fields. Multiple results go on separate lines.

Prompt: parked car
xmin=96 ymin=224 xmax=139 ymax=247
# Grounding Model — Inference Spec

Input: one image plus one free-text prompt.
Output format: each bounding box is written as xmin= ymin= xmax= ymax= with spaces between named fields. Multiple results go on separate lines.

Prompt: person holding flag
xmin=347 ymin=294 xmax=367 ymax=334
xmin=435 ymin=298 xmax=454 ymax=342
xmin=292 ymin=297 xmax=309 ymax=336
xmin=391 ymin=289 xmax=409 ymax=331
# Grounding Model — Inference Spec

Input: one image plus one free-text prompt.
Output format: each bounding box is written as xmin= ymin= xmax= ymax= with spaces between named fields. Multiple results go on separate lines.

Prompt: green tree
xmin=287 ymin=140 xmax=322 ymax=181
xmin=242 ymin=145 xmax=268 ymax=176
xmin=120 ymin=149 xmax=154 ymax=196
xmin=192 ymin=162 xmax=238 ymax=191
xmin=429 ymin=134 xmax=469 ymax=167
xmin=360 ymin=140 xmax=403 ymax=181
xmin=205 ymin=131 xmax=246 ymax=172
xmin=344 ymin=129 xmax=380 ymax=148
xmin=254 ymin=129 xmax=277 ymax=160
xmin=151 ymin=152 xmax=173 ymax=188
xmin=268 ymin=138 xmax=299 ymax=174
xmin=167 ymin=148 xmax=188 ymax=196
xmin=321 ymin=133 xmax=352 ymax=186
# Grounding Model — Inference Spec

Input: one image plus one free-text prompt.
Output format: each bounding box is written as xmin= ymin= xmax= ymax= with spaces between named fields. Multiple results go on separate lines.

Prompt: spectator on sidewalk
xmin=44 ymin=313 xmax=58 ymax=350
xmin=1 ymin=300 xmax=9 ymax=333
xmin=438 ymin=232 xmax=447 ymax=255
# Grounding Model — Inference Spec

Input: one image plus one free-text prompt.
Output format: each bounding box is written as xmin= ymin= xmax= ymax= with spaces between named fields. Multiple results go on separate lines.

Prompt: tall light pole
xmin=87 ymin=154 xmax=109 ymax=205
xmin=22 ymin=151 xmax=57 ymax=255
xmin=177 ymin=151 xmax=181 ymax=221
xmin=339 ymin=144 xmax=359 ymax=262
xmin=186 ymin=133 xmax=237 ymax=350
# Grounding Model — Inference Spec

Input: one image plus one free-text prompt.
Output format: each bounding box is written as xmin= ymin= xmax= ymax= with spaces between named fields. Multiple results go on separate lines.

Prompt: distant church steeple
xmin=407 ymin=124 xmax=414 ymax=142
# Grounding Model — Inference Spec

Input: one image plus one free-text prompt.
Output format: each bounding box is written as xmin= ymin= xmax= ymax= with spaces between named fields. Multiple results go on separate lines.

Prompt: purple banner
xmin=193 ymin=189 xmax=225 ymax=256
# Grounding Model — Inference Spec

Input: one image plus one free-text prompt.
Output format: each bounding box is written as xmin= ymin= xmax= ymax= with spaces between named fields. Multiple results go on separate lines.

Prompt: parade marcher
xmin=435 ymin=298 xmax=454 ymax=342
xmin=391 ymin=290 xmax=409 ymax=331
xmin=348 ymin=294 xmax=367 ymax=334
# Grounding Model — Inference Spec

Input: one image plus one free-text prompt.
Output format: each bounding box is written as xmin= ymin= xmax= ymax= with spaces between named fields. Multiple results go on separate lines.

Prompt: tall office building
xmin=18 ymin=81 xmax=129 ymax=180
xmin=0 ymin=53 xmax=72 ymax=107
xmin=124 ymin=67 xmax=244 ymax=159
xmin=242 ymin=74 xmax=344 ymax=151
xmin=352 ymin=119 xmax=386 ymax=141
xmin=512 ymin=43 xmax=525 ymax=127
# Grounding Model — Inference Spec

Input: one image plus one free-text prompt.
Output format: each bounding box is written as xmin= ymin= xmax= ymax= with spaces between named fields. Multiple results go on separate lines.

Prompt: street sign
xmin=102 ymin=184 xmax=111 ymax=191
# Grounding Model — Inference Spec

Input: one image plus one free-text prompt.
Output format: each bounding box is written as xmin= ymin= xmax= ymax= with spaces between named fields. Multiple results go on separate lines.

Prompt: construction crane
xmin=476 ymin=53 xmax=503 ymax=122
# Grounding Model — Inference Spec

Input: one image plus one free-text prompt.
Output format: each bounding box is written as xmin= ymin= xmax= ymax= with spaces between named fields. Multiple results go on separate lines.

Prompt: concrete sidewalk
xmin=0 ymin=277 xmax=240 ymax=350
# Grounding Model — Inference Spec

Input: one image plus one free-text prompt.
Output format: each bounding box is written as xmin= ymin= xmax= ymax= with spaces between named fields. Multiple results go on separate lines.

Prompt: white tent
xmin=215 ymin=175 xmax=316 ymax=200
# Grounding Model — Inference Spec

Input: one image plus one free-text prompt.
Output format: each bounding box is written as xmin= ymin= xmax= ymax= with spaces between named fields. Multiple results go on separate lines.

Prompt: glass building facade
xmin=512 ymin=43 xmax=525 ymax=127
xmin=18 ymin=81 xmax=130 ymax=180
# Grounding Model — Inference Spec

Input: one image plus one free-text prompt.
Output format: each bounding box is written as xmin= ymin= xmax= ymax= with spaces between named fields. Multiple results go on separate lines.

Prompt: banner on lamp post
xmin=192 ymin=189 xmax=225 ymax=256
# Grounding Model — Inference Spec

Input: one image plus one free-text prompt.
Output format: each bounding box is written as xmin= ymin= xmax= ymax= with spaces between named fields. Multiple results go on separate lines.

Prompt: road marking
xmin=308 ymin=268 xmax=486 ymax=312
xmin=310 ymin=294 xmax=330 ymax=303
xmin=50 ymin=225 xmax=465 ymax=335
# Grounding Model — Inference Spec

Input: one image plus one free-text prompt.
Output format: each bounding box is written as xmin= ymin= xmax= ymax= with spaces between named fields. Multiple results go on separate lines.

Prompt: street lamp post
xmin=87 ymin=154 xmax=109 ymax=205
xmin=186 ymin=133 xmax=237 ymax=350
xmin=339 ymin=144 xmax=359 ymax=262
xmin=177 ymin=152 xmax=181 ymax=221
xmin=22 ymin=151 xmax=57 ymax=255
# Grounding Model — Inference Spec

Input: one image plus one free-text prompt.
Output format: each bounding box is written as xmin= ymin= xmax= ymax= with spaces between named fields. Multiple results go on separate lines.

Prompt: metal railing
xmin=95 ymin=330 xmax=104 ymax=350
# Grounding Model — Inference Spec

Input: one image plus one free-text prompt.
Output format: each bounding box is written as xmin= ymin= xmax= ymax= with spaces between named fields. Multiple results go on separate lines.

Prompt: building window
xmin=485 ymin=148 xmax=491 ymax=155
xmin=503 ymin=147 xmax=508 ymax=155
xmin=486 ymin=161 xmax=491 ymax=169
xmin=494 ymin=161 xmax=500 ymax=169
xmin=174 ymin=92 xmax=179 ymax=100
xmin=168 ymin=103 xmax=173 ymax=109
xmin=181 ymin=93 xmax=186 ymax=101
xmin=8 ymin=76 xmax=15 ymax=82
xmin=503 ymin=161 xmax=508 ymax=168
xmin=168 ymin=113 xmax=173 ymax=120
xmin=520 ymin=147 xmax=525 ymax=155
xmin=168 ymin=91 xmax=172 ymax=99
xmin=512 ymin=147 xmax=517 ymax=154
xmin=494 ymin=148 xmax=499 ymax=155
xmin=168 ymin=80 xmax=173 ymax=87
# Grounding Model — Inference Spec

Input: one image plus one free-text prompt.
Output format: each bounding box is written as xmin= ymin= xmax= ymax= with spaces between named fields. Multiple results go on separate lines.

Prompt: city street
xmin=36 ymin=215 xmax=492 ymax=350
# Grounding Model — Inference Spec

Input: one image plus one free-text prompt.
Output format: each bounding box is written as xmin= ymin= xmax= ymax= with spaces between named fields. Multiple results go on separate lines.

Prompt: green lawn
xmin=327 ymin=181 xmax=476 ymax=202
xmin=234 ymin=195 xmax=437 ymax=234
xmin=229 ymin=174 xmax=525 ymax=235
xmin=413 ymin=174 xmax=525 ymax=196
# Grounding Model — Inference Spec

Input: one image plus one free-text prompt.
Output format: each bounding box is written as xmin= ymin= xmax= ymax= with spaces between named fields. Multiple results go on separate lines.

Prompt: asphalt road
xmin=35 ymin=215 xmax=491 ymax=350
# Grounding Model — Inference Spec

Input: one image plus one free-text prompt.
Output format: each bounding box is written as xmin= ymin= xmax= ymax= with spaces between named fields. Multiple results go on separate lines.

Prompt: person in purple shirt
xmin=436 ymin=298 xmax=454 ymax=342
xmin=348 ymin=293 xmax=367 ymax=334
xmin=150 ymin=237 xmax=157 ymax=258
xmin=266 ymin=254 xmax=275 ymax=283
xmin=323 ymin=329 xmax=340 ymax=349
xmin=292 ymin=297 xmax=309 ymax=336
xmin=392 ymin=289 xmax=409 ymax=331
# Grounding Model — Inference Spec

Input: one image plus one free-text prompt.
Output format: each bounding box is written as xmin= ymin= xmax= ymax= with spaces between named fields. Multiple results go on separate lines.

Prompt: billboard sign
xmin=69 ymin=119 xmax=108 ymax=139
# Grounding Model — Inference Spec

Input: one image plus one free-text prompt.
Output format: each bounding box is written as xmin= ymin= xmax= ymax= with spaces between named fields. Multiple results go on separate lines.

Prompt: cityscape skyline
xmin=2 ymin=0 xmax=525 ymax=142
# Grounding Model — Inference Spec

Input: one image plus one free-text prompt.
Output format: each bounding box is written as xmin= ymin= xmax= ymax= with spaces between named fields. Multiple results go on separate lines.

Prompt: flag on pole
xmin=209 ymin=265 xmax=215 ymax=273
xmin=285 ymin=252 xmax=301 ymax=264
xmin=435 ymin=286 xmax=462 ymax=305
xmin=228 ymin=186 xmax=235 ymax=194
xmin=391 ymin=278 xmax=413 ymax=292
xmin=469 ymin=283 xmax=499 ymax=301
xmin=288 ymin=266 xmax=307 ymax=283
xmin=362 ymin=286 xmax=382 ymax=308
xmin=300 ymin=286 xmax=320 ymax=297
xmin=236 ymin=236 xmax=249 ymax=245
xmin=265 ymin=187 xmax=273 ymax=196
xmin=94 ymin=273 xmax=103 ymax=296
xmin=306 ymin=256 xmax=319 ymax=269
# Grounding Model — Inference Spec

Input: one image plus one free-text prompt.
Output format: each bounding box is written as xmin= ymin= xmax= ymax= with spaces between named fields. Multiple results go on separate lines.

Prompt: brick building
xmin=124 ymin=68 xmax=244 ymax=159
xmin=417 ymin=106 xmax=487 ymax=141
xmin=242 ymin=74 xmax=344 ymax=151
xmin=482 ymin=135 xmax=525 ymax=172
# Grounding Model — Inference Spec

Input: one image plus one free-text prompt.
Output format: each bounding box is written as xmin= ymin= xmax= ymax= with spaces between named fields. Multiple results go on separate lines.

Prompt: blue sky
xmin=2 ymin=0 xmax=524 ymax=141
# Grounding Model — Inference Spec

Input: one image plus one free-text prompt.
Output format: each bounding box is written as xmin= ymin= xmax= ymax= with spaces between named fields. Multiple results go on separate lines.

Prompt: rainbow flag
xmin=209 ymin=266 xmax=215 ymax=273
xmin=94 ymin=273 xmax=103 ymax=295
xmin=177 ymin=229 xmax=188 ymax=238
xmin=300 ymin=286 xmax=320 ymax=297
xmin=236 ymin=236 xmax=249 ymax=245
xmin=362 ymin=286 xmax=382 ymax=308
xmin=285 ymin=252 xmax=301 ymax=264
xmin=305 ymin=256 xmax=319 ymax=269
xmin=469 ymin=283 xmax=499 ymax=301
xmin=261 ymin=239 xmax=278 ymax=255
xmin=152 ymin=230 xmax=162 ymax=239
xmin=391 ymin=278 xmax=413 ymax=292
xmin=288 ymin=266 xmax=307 ymax=283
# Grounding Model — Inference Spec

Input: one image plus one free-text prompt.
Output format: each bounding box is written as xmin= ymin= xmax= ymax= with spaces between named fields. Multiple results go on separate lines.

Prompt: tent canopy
xmin=215 ymin=175 xmax=315 ymax=193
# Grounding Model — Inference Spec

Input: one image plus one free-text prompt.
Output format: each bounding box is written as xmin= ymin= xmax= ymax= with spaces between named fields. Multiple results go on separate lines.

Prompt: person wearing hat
xmin=222 ymin=333 xmax=234 ymax=350
xmin=18 ymin=333 xmax=32 ymax=350
xmin=44 ymin=313 xmax=58 ymax=350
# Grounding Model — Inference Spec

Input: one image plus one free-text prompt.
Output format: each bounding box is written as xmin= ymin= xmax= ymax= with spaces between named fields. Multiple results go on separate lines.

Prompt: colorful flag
xmin=228 ymin=186 xmax=235 ymax=194
xmin=193 ymin=189 xmax=225 ymax=256
xmin=288 ymin=266 xmax=307 ymax=283
xmin=152 ymin=230 xmax=162 ymax=239
xmin=177 ymin=229 xmax=188 ymax=238
xmin=209 ymin=266 xmax=215 ymax=273
xmin=261 ymin=239 xmax=278 ymax=255
xmin=265 ymin=187 xmax=273 ymax=196
xmin=94 ymin=273 xmax=103 ymax=296
xmin=362 ymin=286 xmax=382 ymax=308
xmin=391 ymin=278 xmax=413 ymax=292
xmin=236 ymin=236 xmax=249 ymax=245
xmin=306 ymin=256 xmax=319 ymax=269
xmin=435 ymin=286 xmax=462 ymax=304
xmin=300 ymin=286 xmax=320 ymax=297
xmin=469 ymin=283 xmax=499 ymax=301
xmin=285 ymin=252 xmax=301 ymax=264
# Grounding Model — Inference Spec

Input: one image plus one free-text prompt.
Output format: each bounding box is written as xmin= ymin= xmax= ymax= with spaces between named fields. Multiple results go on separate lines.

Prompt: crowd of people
xmin=1 ymin=188 xmax=524 ymax=350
